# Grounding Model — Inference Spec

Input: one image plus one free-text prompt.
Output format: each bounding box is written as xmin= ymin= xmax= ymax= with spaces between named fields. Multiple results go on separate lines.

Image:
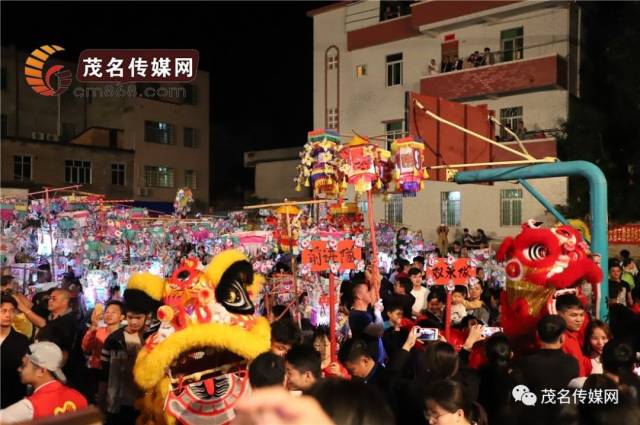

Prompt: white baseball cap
xmin=26 ymin=341 xmax=67 ymax=383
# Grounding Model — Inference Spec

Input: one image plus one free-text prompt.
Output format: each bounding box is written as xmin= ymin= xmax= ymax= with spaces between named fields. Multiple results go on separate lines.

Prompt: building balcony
xmin=420 ymin=54 xmax=568 ymax=101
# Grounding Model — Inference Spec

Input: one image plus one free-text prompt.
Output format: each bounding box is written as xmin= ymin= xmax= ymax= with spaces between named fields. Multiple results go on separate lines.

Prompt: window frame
xmin=499 ymin=106 xmax=524 ymax=140
xmin=111 ymin=163 xmax=127 ymax=187
xmin=13 ymin=155 xmax=32 ymax=181
xmin=385 ymin=53 xmax=403 ymax=87
xmin=501 ymin=27 xmax=524 ymax=62
xmin=144 ymin=120 xmax=175 ymax=145
xmin=64 ymin=159 xmax=92 ymax=184
xmin=183 ymin=127 xmax=199 ymax=148
xmin=500 ymin=188 xmax=523 ymax=226
xmin=440 ymin=191 xmax=461 ymax=226
xmin=384 ymin=193 xmax=403 ymax=225
xmin=184 ymin=169 xmax=197 ymax=189
xmin=144 ymin=165 xmax=175 ymax=188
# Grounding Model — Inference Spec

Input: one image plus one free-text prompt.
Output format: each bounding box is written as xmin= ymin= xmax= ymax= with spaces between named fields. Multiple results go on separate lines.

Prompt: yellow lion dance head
xmin=124 ymin=250 xmax=270 ymax=425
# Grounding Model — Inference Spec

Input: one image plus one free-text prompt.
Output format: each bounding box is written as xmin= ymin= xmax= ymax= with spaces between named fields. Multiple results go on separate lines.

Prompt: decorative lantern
xmin=295 ymin=129 xmax=343 ymax=198
xmin=275 ymin=205 xmax=301 ymax=253
xmin=337 ymin=135 xmax=391 ymax=194
xmin=327 ymin=202 xmax=364 ymax=234
xmin=391 ymin=136 xmax=429 ymax=197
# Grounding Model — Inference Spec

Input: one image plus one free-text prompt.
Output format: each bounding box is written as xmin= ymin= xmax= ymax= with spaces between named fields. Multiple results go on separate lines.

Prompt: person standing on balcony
xmin=441 ymin=56 xmax=450 ymax=73
xmin=427 ymin=58 xmax=438 ymax=75
xmin=452 ymin=55 xmax=463 ymax=71
xmin=515 ymin=120 xmax=528 ymax=140
xmin=480 ymin=47 xmax=494 ymax=66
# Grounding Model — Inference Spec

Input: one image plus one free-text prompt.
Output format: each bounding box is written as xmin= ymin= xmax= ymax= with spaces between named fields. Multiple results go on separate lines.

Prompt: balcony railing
xmin=420 ymin=54 xmax=568 ymax=100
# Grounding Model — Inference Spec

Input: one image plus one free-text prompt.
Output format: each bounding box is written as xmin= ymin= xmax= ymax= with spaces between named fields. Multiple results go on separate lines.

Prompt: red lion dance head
xmin=496 ymin=220 xmax=602 ymax=345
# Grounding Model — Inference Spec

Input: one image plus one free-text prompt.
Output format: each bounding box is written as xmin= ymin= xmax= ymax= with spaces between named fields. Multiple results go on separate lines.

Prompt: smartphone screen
xmin=417 ymin=327 xmax=439 ymax=341
xmin=481 ymin=327 xmax=503 ymax=338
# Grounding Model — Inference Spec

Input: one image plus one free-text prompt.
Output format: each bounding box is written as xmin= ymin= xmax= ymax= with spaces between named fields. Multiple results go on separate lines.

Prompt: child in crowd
xmin=451 ymin=286 xmax=468 ymax=325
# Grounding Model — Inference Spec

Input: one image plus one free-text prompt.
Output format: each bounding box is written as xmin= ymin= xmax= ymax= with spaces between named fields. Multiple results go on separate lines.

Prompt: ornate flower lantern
xmin=295 ymin=129 xmax=343 ymax=199
xmin=391 ymin=136 xmax=429 ymax=197
xmin=337 ymin=135 xmax=391 ymax=194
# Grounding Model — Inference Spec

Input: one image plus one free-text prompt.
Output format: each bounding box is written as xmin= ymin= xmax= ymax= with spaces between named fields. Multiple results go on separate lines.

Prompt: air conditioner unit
xmin=32 ymin=132 xmax=45 ymax=140
xmin=45 ymin=133 xmax=59 ymax=141
xmin=139 ymin=187 xmax=151 ymax=197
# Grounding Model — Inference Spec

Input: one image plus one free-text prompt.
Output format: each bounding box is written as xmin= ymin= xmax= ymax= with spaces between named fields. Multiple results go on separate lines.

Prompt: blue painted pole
xmin=517 ymin=179 xmax=569 ymax=225
xmin=454 ymin=161 xmax=608 ymax=320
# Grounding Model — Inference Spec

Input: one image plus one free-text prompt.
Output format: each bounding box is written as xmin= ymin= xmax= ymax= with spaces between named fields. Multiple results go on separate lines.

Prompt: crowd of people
xmin=426 ymin=48 xmax=495 ymax=75
xmin=1 ymin=243 xmax=639 ymax=425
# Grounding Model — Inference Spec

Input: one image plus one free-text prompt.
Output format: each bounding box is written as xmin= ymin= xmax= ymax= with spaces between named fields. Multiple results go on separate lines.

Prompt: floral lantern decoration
xmin=391 ymin=136 xmax=429 ymax=197
xmin=173 ymin=188 xmax=194 ymax=218
xmin=327 ymin=202 xmax=364 ymax=234
xmin=274 ymin=205 xmax=301 ymax=253
xmin=337 ymin=135 xmax=391 ymax=194
xmin=295 ymin=129 xmax=343 ymax=199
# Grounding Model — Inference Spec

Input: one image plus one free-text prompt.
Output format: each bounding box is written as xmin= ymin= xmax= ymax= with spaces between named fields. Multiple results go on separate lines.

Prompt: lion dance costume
xmin=496 ymin=220 xmax=602 ymax=354
xmin=124 ymin=250 xmax=271 ymax=425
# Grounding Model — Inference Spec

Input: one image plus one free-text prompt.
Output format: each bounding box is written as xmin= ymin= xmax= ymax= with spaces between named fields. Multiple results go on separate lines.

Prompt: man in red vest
xmin=0 ymin=341 xmax=87 ymax=423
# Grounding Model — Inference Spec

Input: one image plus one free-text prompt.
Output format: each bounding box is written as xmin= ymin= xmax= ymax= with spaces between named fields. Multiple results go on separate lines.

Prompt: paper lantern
xmin=295 ymin=129 xmax=343 ymax=198
xmin=337 ymin=135 xmax=391 ymax=194
xmin=391 ymin=136 xmax=429 ymax=197
xmin=275 ymin=205 xmax=300 ymax=252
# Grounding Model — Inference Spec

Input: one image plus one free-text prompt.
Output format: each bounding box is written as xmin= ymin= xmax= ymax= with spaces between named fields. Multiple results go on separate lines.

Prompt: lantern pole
xmin=329 ymin=272 xmax=337 ymax=362
xmin=44 ymin=187 xmax=57 ymax=282
xmin=284 ymin=205 xmax=302 ymax=329
xmin=444 ymin=287 xmax=453 ymax=342
xmin=366 ymin=189 xmax=381 ymax=299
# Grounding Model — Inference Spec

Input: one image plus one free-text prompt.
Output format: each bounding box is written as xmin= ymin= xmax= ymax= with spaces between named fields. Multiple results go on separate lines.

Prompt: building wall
xmin=371 ymin=177 xmax=568 ymax=243
xmin=254 ymin=160 xmax=310 ymax=202
xmin=312 ymin=2 xmax=574 ymax=241
xmin=2 ymin=46 xmax=211 ymax=205
xmin=1 ymin=138 xmax=134 ymax=198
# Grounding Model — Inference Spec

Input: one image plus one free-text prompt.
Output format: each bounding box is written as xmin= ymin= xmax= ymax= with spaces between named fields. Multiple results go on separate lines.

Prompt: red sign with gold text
xmin=301 ymin=240 xmax=362 ymax=272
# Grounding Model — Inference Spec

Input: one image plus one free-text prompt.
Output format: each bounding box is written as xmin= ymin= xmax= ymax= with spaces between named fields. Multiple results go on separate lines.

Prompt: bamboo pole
xmin=427 ymin=157 xmax=557 ymax=170
xmin=284 ymin=207 xmax=302 ymax=330
xmin=413 ymin=99 xmax=535 ymax=161
xmin=243 ymin=199 xmax=331 ymax=209
xmin=488 ymin=115 xmax=532 ymax=158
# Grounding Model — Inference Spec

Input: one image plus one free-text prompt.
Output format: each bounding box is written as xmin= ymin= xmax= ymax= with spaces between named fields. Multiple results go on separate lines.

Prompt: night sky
xmin=1 ymin=1 xmax=332 ymax=208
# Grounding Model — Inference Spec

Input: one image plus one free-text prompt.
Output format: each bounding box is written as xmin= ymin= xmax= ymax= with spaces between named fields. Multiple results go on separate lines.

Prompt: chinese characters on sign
xmin=426 ymin=258 xmax=476 ymax=285
xmin=76 ymin=50 xmax=199 ymax=83
xmin=301 ymin=240 xmax=362 ymax=272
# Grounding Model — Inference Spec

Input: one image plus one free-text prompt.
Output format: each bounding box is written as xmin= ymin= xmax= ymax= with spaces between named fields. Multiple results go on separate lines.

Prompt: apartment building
xmin=308 ymin=0 xmax=581 ymax=241
xmin=1 ymin=45 xmax=210 ymax=209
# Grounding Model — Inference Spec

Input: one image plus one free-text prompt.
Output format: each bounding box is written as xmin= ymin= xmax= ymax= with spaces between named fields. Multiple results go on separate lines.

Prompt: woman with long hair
xmin=424 ymin=379 xmax=488 ymax=425
xmin=583 ymin=319 xmax=611 ymax=374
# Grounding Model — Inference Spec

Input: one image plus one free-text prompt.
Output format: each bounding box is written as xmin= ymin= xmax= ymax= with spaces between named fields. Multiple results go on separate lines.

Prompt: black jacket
xmin=1 ymin=328 xmax=29 ymax=407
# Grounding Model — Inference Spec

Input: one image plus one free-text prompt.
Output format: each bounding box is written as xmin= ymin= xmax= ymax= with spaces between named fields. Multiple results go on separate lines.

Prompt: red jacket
xmin=562 ymin=330 xmax=592 ymax=377
xmin=26 ymin=380 xmax=88 ymax=419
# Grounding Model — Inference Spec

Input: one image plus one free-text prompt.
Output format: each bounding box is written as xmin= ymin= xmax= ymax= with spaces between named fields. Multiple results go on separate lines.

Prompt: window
xmin=501 ymin=27 xmax=524 ymax=62
xmin=385 ymin=194 xmax=403 ymax=225
xmin=184 ymin=127 xmax=199 ymax=148
xmin=356 ymin=65 xmax=367 ymax=77
xmin=144 ymin=166 xmax=174 ymax=188
xmin=144 ymin=120 xmax=174 ymax=145
xmin=499 ymin=107 xmax=523 ymax=140
xmin=500 ymin=189 xmax=523 ymax=226
xmin=184 ymin=169 xmax=197 ymax=189
xmin=14 ymin=155 xmax=31 ymax=181
xmin=385 ymin=120 xmax=405 ymax=146
xmin=440 ymin=191 xmax=461 ymax=226
xmin=328 ymin=54 xmax=339 ymax=70
xmin=327 ymin=108 xmax=339 ymax=130
xmin=386 ymin=53 xmax=403 ymax=87
xmin=111 ymin=163 xmax=126 ymax=186
xmin=65 ymin=160 xmax=92 ymax=184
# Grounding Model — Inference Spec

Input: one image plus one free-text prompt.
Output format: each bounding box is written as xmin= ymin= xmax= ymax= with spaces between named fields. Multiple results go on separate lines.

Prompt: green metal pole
xmin=454 ymin=161 xmax=608 ymax=319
